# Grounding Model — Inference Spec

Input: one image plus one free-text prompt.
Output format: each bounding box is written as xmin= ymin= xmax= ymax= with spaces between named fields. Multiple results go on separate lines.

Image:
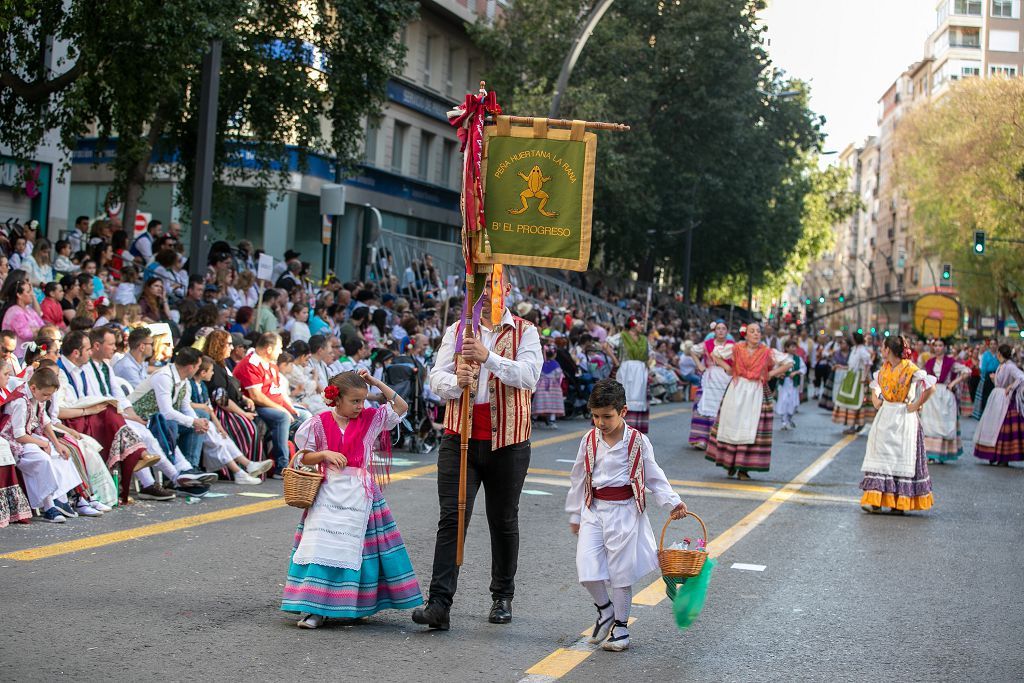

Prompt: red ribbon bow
xmin=449 ymin=91 xmax=501 ymax=239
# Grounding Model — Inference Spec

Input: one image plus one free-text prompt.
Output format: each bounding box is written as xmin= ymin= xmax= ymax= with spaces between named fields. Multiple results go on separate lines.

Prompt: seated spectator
xmin=233 ymin=332 xmax=298 ymax=473
xmin=185 ymin=356 xmax=270 ymax=484
xmin=41 ymin=281 xmax=67 ymax=331
xmin=202 ymin=330 xmax=264 ymax=466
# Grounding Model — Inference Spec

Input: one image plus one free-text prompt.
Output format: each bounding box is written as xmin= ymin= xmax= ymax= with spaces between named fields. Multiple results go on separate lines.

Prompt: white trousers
xmin=201 ymin=428 xmax=243 ymax=470
xmin=16 ymin=444 xmax=83 ymax=508
xmin=576 ymin=499 xmax=659 ymax=588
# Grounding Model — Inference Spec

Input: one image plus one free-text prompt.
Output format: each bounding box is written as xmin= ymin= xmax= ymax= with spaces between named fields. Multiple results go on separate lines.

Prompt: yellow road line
xmin=520 ymin=432 xmax=858 ymax=680
xmin=525 ymin=650 xmax=592 ymax=678
xmin=632 ymin=433 xmax=857 ymax=606
xmin=0 ymin=406 xmax=693 ymax=562
xmin=1 ymin=463 xmax=439 ymax=562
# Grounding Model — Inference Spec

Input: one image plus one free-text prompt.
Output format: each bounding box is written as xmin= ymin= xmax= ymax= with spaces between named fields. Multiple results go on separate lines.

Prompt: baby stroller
xmin=383 ymin=354 xmax=442 ymax=454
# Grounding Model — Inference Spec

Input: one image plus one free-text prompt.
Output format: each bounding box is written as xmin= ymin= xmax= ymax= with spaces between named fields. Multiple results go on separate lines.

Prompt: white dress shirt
xmin=565 ymin=427 xmax=680 ymax=525
xmin=130 ymin=364 xmax=197 ymax=427
xmin=429 ymin=307 xmax=542 ymax=404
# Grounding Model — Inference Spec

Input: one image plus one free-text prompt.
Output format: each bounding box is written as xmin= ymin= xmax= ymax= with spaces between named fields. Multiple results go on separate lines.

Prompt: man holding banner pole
xmin=413 ymin=271 xmax=542 ymax=630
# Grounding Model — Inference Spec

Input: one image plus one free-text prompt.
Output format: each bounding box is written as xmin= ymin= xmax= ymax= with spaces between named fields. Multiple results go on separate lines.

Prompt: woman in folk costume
xmin=973 ymin=344 xmax=1024 ymax=467
xmin=688 ymin=321 xmax=735 ymax=449
xmin=605 ymin=317 xmax=651 ymax=433
xmin=706 ymin=323 xmax=793 ymax=480
xmin=832 ymin=332 xmax=875 ymax=434
xmin=919 ymin=338 xmax=970 ymax=464
xmin=282 ymin=369 xmax=423 ymax=629
xmin=860 ymin=336 xmax=936 ymax=514
xmin=972 ymin=340 xmax=1000 ymax=420
xmin=817 ymin=335 xmax=848 ymax=411
xmin=532 ymin=343 xmax=565 ymax=427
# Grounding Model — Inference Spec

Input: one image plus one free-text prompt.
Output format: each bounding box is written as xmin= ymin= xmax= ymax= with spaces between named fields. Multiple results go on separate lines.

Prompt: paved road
xmin=2 ymin=400 xmax=1022 ymax=682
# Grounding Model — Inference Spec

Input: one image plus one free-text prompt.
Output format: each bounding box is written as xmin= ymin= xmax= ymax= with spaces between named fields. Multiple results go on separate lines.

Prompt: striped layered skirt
xmin=860 ymin=423 xmax=933 ymax=511
xmin=214 ymin=405 xmax=265 ymax=476
xmin=924 ymin=422 xmax=962 ymax=464
xmin=625 ymin=410 xmax=650 ymax=434
xmin=688 ymin=388 xmax=714 ymax=448
xmin=706 ymin=385 xmax=774 ymax=473
xmin=973 ymin=400 xmax=1024 ymax=465
xmin=282 ymin=486 xmax=423 ymax=619
xmin=832 ymin=393 xmax=876 ymax=427
xmin=0 ymin=465 xmax=31 ymax=528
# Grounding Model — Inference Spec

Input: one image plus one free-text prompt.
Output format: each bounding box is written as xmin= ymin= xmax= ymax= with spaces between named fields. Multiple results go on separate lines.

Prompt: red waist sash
xmin=592 ymin=485 xmax=634 ymax=501
xmin=444 ymin=402 xmax=493 ymax=441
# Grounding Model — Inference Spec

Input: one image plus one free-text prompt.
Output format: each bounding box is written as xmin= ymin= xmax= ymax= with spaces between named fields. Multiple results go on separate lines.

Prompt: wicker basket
xmin=282 ymin=451 xmax=324 ymax=509
xmin=658 ymin=512 xmax=709 ymax=578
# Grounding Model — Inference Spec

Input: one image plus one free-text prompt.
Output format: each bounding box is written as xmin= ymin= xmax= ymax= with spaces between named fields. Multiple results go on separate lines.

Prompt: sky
xmin=760 ymin=0 xmax=939 ymax=153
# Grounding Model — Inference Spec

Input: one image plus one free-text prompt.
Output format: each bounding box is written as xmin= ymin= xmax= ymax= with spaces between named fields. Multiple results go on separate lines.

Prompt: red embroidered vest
xmin=582 ymin=426 xmax=646 ymax=515
xmin=443 ymin=316 xmax=533 ymax=450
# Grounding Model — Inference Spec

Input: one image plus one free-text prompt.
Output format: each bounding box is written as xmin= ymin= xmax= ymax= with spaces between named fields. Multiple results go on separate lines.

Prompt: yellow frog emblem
xmin=508 ymin=165 xmax=558 ymax=217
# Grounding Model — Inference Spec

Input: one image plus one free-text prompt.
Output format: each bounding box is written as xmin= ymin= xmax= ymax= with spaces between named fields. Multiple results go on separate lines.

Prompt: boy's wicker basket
xmin=282 ymin=451 xmax=324 ymax=509
xmin=658 ymin=512 xmax=709 ymax=578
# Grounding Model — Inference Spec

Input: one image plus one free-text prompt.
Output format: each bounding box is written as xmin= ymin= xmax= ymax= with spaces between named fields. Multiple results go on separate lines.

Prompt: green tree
xmin=472 ymin=0 xmax=828 ymax=302
xmin=896 ymin=76 xmax=1024 ymax=323
xmin=1 ymin=0 xmax=415 ymax=237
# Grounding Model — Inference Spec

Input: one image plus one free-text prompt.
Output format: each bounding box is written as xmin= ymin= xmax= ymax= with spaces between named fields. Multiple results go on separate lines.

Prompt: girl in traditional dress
xmin=919 ymin=339 xmax=969 ymax=464
xmin=532 ymin=344 xmax=565 ymax=427
xmin=706 ymin=323 xmax=793 ymax=480
xmin=4 ymin=368 xmax=88 ymax=522
xmin=973 ymin=344 xmax=1024 ymax=467
xmin=282 ymin=369 xmax=423 ymax=629
xmin=972 ymin=341 xmax=1000 ymax=420
xmin=833 ymin=332 xmax=875 ymax=434
xmin=859 ymin=336 xmax=936 ymax=514
xmin=604 ymin=318 xmax=651 ymax=433
xmin=776 ymin=339 xmax=805 ymax=431
xmin=688 ymin=321 xmax=734 ymax=449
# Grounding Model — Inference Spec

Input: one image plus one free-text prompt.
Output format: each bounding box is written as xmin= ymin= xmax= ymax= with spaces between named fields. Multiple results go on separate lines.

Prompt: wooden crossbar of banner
xmin=495 ymin=115 xmax=630 ymax=132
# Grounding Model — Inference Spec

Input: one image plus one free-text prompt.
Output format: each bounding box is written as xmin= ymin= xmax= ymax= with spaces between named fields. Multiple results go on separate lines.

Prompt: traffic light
xmin=838 ymin=293 xmax=845 ymax=303
xmin=782 ymin=300 xmax=789 ymax=308
xmin=857 ymin=328 xmax=863 ymax=334
xmin=941 ymin=264 xmax=951 ymax=280
xmin=974 ymin=230 xmax=986 ymax=254
xmin=804 ymin=297 xmax=812 ymax=306
xmin=870 ymin=327 xmax=877 ymax=334
xmin=818 ymin=294 xmax=825 ymax=304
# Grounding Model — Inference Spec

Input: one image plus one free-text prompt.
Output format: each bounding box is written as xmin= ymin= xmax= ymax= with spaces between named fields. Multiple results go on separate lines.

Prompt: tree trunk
xmin=119 ymin=111 xmax=167 ymax=237
xmin=1000 ymin=284 xmax=1023 ymax=330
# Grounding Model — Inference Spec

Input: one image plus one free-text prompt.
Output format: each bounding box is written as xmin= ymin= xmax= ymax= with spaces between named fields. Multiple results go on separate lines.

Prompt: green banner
xmin=478 ymin=120 xmax=595 ymax=271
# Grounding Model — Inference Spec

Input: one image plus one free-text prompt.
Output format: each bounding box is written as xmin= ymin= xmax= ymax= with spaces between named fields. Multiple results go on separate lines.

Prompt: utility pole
xmin=189 ymin=39 xmax=222 ymax=277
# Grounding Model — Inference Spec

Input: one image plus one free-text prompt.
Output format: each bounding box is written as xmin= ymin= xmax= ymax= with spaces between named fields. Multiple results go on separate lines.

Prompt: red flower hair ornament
xmin=324 ymin=385 xmax=340 ymax=407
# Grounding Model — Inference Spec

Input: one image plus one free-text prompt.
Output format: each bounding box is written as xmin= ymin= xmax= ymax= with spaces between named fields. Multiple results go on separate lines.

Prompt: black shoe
xmin=173 ymin=483 xmax=209 ymax=497
xmin=488 ymin=598 xmax=512 ymax=624
xmin=411 ymin=602 xmax=450 ymax=631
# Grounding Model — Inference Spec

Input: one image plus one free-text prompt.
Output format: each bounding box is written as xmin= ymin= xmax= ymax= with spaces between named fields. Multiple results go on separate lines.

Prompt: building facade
xmin=792 ymin=0 xmax=1022 ymax=337
xmin=68 ymin=0 xmax=497 ymax=280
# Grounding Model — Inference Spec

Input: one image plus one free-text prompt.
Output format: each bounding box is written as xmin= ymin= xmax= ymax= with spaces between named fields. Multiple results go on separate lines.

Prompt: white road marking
xmin=731 ymin=563 xmax=767 ymax=572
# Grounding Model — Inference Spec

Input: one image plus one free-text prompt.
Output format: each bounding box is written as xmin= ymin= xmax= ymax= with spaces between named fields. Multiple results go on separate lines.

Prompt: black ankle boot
xmin=488 ymin=598 xmax=512 ymax=624
xmin=411 ymin=602 xmax=450 ymax=631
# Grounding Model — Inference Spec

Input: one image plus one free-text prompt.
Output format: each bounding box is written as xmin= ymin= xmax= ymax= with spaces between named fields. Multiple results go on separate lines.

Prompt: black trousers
xmin=427 ymin=433 xmax=531 ymax=609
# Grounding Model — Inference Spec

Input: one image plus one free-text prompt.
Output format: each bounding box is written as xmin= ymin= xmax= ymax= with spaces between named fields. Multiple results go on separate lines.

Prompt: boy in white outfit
xmin=566 ymin=379 xmax=687 ymax=652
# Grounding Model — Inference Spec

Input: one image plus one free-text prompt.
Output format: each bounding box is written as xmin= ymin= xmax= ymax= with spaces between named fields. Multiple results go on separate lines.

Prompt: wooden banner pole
xmin=496 ymin=115 xmax=630 ymax=132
